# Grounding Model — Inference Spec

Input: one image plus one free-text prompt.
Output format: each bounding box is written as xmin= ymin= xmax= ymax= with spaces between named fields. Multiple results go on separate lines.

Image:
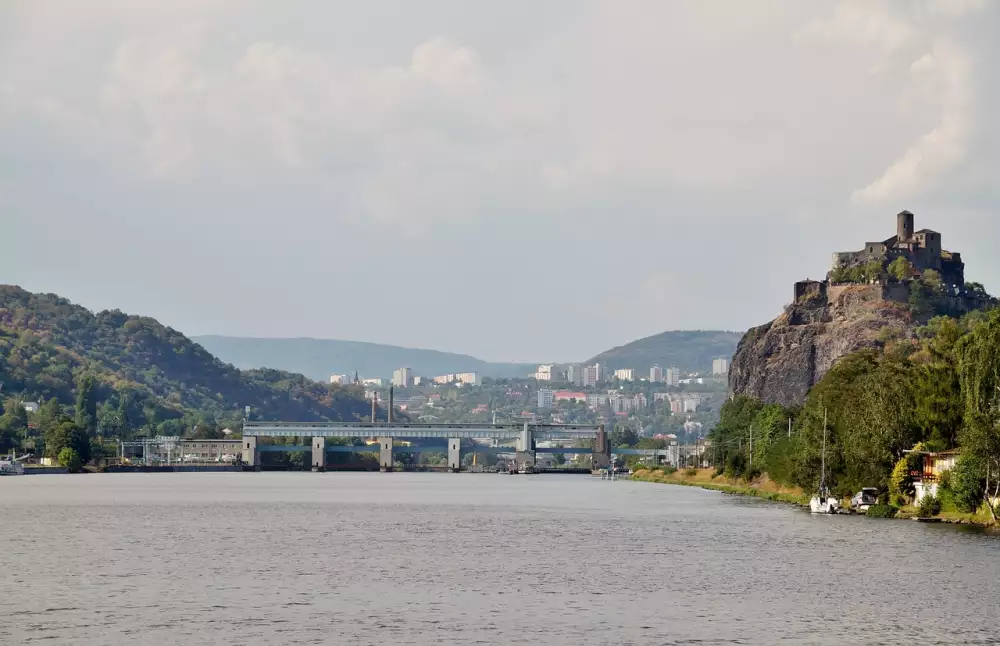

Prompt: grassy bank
xmin=631 ymin=467 xmax=997 ymax=526
xmin=630 ymin=467 xmax=811 ymax=506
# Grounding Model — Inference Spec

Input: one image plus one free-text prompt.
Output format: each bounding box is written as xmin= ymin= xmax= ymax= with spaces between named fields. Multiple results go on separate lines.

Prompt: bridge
xmin=241 ymin=421 xmax=615 ymax=471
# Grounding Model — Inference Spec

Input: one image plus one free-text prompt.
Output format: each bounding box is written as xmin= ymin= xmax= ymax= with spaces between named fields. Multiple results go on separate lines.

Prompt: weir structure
xmin=240 ymin=422 xmax=611 ymax=472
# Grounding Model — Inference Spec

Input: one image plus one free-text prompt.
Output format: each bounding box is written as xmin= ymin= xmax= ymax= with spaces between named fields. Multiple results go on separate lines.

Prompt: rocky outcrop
xmin=729 ymin=285 xmax=915 ymax=406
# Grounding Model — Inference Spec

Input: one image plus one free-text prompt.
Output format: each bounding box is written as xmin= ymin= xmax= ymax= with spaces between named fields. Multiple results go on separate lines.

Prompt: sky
xmin=3 ymin=1 xmax=999 ymax=363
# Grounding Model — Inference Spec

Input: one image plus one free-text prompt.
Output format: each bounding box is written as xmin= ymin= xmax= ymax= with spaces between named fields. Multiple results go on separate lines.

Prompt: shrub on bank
xmin=866 ymin=504 xmax=898 ymax=518
xmin=918 ymin=493 xmax=942 ymax=517
xmin=683 ymin=467 xmax=698 ymax=477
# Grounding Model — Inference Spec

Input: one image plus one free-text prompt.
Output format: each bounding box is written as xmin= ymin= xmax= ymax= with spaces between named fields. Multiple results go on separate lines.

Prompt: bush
xmin=724 ymin=452 xmax=746 ymax=479
xmin=58 ymin=447 xmax=82 ymax=472
xmin=743 ymin=466 xmax=762 ymax=483
xmin=866 ymin=504 xmax=898 ymax=518
xmin=918 ymin=493 xmax=942 ymax=517
xmin=683 ymin=467 xmax=698 ymax=477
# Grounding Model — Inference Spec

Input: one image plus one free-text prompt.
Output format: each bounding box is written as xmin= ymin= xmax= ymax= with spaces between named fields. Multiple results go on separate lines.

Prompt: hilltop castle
xmin=831 ymin=210 xmax=965 ymax=288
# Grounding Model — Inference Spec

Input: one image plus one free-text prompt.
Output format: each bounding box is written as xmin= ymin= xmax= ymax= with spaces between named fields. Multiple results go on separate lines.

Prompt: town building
xmin=534 ymin=364 xmax=557 ymax=381
xmin=361 ymin=378 xmax=385 ymax=387
xmin=566 ymin=364 xmax=582 ymax=386
xmin=586 ymin=393 xmax=609 ymax=409
xmin=712 ymin=358 xmax=729 ymax=376
xmin=432 ymin=372 xmax=480 ymax=386
xmin=392 ymin=367 xmax=412 ymax=388
xmin=614 ymin=368 xmax=635 ymax=381
xmin=665 ymin=367 xmax=680 ymax=386
xmin=650 ymin=365 xmax=663 ymax=383
xmin=329 ymin=374 xmax=351 ymax=385
xmin=22 ymin=401 xmax=39 ymax=414
xmin=582 ymin=363 xmax=603 ymax=387
xmin=537 ymin=389 xmax=554 ymax=409
xmin=553 ymin=390 xmax=588 ymax=403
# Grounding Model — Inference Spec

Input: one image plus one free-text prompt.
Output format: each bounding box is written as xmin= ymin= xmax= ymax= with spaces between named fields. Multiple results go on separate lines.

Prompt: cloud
xmin=1 ymin=1 xmax=999 ymax=359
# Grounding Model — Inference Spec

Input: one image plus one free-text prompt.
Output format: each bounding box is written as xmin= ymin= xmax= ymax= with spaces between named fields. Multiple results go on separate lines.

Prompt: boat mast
xmin=820 ymin=407 xmax=827 ymax=495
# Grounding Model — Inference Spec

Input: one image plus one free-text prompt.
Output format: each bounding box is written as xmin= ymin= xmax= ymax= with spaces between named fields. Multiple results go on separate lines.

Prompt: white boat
xmin=0 ymin=455 xmax=26 ymax=476
xmin=809 ymin=409 xmax=840 ymax=514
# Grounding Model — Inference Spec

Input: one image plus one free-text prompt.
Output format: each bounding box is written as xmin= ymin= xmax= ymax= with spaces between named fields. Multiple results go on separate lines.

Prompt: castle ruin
xmin=831 ymin=210 xmax=965 ymax=288
xmin=793 ymin=210 xmax=968 ymax=305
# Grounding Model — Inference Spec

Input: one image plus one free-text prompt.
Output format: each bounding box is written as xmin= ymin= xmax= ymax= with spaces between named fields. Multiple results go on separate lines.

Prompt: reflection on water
xmin=2 ymin=473 xmax=999 ymax=645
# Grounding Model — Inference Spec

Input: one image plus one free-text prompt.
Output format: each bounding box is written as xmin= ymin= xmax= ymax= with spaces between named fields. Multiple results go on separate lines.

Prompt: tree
xmin=950 ymin=455 xmax=985 ymax=514
xmin=45 ymin=417 xmax=92 ymax=464
xmin=610 ymin=426 xmax=640 ymax=448
xmin=955 ymin=310 xmax=1000 ymax=521
xmin=888 ymin=257 xmax=915 ymax=282
xmin=58 ymin=447 xmax=82 ymax=472
xmin=75 ymin=374 xmax=98 ymax=436
xmin=0 ymin=397 xmax=28 ymax=452
xmin=889 ymin=457 xmax=914 ymax=505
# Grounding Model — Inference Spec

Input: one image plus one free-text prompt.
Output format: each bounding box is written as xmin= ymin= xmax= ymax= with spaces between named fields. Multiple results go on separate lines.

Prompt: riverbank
xmin=630 ymin=467 xmax=997 ymax=527
xmin=630 ymin=467 xmax=810 ymax=506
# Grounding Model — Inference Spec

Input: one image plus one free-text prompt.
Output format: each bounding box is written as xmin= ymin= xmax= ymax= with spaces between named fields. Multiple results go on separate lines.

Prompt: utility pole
xmin=788 ymin=417 xmax=792 ymax=439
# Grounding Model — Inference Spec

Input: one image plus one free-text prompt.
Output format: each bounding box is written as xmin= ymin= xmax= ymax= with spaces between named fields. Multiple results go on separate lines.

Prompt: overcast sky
xmin=3 ymin=1 xmax=999 ymax=362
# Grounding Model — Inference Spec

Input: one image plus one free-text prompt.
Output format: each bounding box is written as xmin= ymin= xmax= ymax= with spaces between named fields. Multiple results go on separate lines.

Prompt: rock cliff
xmin=728 ymin=285 xmax=915 ymax=406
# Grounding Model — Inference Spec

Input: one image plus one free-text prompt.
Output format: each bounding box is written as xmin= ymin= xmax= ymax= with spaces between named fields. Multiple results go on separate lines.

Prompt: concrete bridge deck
xmin=241 ymin=421 xmax=612 ymax=472
xmin=242 ymin=421 xmax=601 ymax=440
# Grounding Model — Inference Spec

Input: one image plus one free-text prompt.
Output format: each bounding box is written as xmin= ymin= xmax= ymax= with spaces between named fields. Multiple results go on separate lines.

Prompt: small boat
xmin=809 ymin=409 xmax=840 ymax=514
xmin=0 ymin=454 xmax=26 ymax=476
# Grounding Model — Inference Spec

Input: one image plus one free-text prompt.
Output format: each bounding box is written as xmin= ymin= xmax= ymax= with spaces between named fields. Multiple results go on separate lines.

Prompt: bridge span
xmin=241 ymin=421 xmax=612 ymax=472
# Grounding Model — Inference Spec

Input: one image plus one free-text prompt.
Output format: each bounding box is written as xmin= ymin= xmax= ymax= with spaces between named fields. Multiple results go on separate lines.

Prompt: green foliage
xmin=866 ymin=504 xmax=898 ymax=518
xmin=44 ymin=417 xmax=91 ymax=464
xmin=889 ymin=458 xmax=913 ymax=505
xmin=887 ymin=257 xmax=915 ymax=282
xmin=0 ymin=286 xmax=379 ymax=439
xmin=683 ymin=467 xmax=697 ymax=477
xmin=57 ymin=447 xmax=82 ymax=472
xmin=917 ymin=492 xmax=942 ymax=517
xmin=830 ymin=259 xmax=885 ymax=284
xmin=950 ymin=456 xmax=986 ymax=513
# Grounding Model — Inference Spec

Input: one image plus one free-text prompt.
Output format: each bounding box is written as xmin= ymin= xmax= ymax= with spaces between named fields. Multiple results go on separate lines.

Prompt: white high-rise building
xmin=392 ymin=367 xmax=412 ymax=387
xmin=650 ymin=365 xmax=663 ymax=383
xmin=665 ymin=367 xmax=680 ymax=386
xmin=582 ymin=363 xmax=604 ymax=387
xmin=713 ymin=358 xmax=730 ymax=376
xmin=566 ymin=364 xmax=582 ymax=386
xmin=534 ymin=364 xmax=557 ymax=381
xmin=537 ymin=389 xmax=554 ymax=409
xmin=329 ymin=374 xmax=351 ymax=385
xmin=614 ymin=368 xmax=635 ymax=381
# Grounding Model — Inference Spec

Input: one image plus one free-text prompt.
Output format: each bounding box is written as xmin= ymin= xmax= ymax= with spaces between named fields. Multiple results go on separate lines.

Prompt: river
xmin=1 ymin=473 xmax=998 ymax=645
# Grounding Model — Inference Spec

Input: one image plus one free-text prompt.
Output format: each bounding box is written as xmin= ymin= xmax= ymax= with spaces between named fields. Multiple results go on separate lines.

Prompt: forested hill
xmin=0 ymin=285 xmax=377 ymax=434
xmin=193 ymin=335 xmax=534 ymax=381
xmin=585 ymin=330 xmax=742 ymax=374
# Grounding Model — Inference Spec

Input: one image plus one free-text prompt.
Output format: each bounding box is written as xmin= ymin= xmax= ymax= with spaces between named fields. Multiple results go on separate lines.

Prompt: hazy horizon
xmin=4 ymin=1 xmax=999 ymax=361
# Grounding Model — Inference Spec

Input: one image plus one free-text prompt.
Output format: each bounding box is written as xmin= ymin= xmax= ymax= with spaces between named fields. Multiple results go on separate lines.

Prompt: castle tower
xmin=897 ymin=210 xmax=914 ymax=242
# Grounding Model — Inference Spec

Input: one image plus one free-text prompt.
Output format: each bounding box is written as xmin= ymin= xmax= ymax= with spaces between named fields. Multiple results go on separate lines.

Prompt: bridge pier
xmin=592 ymin=424 xmax=610 ymax=470
xmin=448 ymin=439 xmax=461 ymax=472
xmin=379 ymin=437 xmax=393 ymax=471
xmin=311 ymin=437 xmax=326 ymax=472
xmin=242 ymin=436 xmax=259 ymax=469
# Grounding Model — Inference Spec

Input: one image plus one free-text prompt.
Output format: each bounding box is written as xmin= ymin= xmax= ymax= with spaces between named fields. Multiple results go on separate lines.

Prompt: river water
xmin=1 ymin=473 xmax=998 ymax=645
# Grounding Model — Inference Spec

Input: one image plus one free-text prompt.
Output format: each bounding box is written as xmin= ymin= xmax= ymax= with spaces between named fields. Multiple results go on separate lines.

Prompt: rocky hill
xmin=729 ymin=285 xmax=917 ymax=406
xmin=0 ymin=285 xmax=379 ymax=434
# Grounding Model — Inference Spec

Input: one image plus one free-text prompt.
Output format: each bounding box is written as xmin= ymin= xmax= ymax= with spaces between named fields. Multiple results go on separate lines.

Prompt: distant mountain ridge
xmin=193 ymin=335 xmax=535 ymax=382
xmin=584 ymin=330 xmax=741 ymax=374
